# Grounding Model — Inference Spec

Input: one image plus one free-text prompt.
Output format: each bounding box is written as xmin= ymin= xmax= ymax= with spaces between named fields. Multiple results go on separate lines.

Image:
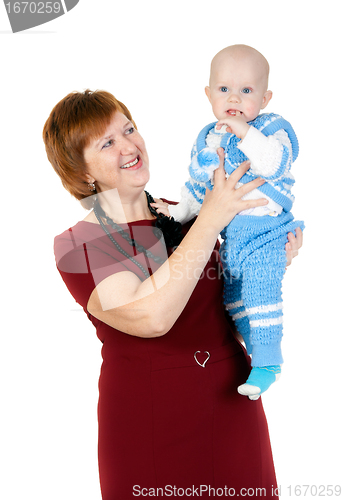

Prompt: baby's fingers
xmin=150 ymin=198 xmax=171 ymax=216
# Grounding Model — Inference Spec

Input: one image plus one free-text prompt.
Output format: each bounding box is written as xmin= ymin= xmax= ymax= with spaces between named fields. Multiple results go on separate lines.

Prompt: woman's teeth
xmin=121 ymin=157 xmax=139 ymax=169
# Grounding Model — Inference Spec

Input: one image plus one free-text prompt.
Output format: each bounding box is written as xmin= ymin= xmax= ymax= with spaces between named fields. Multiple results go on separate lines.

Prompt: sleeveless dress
xmin=54 ymin=210 xmax=278 ymax=499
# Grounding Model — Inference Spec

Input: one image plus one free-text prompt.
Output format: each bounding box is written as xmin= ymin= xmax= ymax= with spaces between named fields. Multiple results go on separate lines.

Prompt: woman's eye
xmin=126 ymin=127 xmax=135 ymax=134
xmin=220 ymin=87 xmax=228 ymax=93
xmin=102 ymin=139 xmax=113 ymax=149
xmin=242 ymin=88 xmax=252 ymax=94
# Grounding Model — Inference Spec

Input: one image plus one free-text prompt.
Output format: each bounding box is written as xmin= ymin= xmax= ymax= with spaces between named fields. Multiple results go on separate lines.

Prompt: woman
xmin=44 ymin=89 xmax=302 ymax=499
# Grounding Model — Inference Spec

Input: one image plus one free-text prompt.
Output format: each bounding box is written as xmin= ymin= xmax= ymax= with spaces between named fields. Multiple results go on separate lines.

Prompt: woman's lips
xmin=120 ymin=156 xmax=142 ymax=170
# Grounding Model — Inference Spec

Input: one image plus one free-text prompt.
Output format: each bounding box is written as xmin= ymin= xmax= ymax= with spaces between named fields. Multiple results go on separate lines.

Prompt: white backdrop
xmin=1 ymin=1 xmax=342 ymax=498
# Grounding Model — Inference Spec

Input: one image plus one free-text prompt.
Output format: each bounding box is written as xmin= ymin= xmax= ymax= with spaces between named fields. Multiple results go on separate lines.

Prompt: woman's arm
xmin=87 ymin=152 xmax=269 ymax=338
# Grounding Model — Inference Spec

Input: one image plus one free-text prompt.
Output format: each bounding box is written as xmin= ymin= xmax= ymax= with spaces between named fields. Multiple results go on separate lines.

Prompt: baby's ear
xmin=205 ymin=86 xmax=212 ymax=103
xmin=261 ymin=90 xmax=273 ymax=109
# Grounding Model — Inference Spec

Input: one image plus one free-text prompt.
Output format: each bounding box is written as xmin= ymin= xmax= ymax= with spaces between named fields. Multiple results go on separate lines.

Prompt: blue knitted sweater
xmin=185 ymin=113 xmax=299 ymax=213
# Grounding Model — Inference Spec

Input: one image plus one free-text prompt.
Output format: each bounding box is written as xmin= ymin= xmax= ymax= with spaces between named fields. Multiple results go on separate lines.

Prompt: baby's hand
xmin=150 ymin=198 xmax=171 ymax=217
xmin=216 ymin=112 xmax=250 ymax=140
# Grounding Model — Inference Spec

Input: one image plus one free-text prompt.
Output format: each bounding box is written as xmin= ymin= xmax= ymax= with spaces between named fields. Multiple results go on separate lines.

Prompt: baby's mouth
xmin=227 ymin=109 xmax=243 ymax=116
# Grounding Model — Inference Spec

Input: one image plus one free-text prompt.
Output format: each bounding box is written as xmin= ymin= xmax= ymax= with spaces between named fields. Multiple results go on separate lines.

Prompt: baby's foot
xmin=238 ymin=365 xmax=281 ymax=400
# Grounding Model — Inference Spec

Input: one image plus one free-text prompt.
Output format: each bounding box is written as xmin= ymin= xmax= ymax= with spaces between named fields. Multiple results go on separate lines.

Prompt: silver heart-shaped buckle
xmin=194 ymin=351 xmax=210 ymax=368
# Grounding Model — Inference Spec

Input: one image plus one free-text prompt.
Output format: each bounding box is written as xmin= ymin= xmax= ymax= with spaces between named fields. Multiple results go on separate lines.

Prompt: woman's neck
xmin=95 ymin=189 xmax=154 ymax=223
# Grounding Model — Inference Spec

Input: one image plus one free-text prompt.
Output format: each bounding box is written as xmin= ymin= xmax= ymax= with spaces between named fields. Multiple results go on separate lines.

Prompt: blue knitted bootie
xmin=238 ymin=365 xmax=281 ymax=400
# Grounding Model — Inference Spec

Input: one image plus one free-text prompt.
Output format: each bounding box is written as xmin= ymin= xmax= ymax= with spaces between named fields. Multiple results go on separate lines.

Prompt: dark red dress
xmin=54 ymin=213 xmax=278 ymax=499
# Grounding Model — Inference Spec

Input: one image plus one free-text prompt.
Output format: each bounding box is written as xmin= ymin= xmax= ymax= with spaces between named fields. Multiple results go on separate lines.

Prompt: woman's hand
xmin=200 ymin=149 xmax=303 ymax=265
xmin=199 ymin=148 xmax=268 ymax=232
xmin=286 ymin=227 xmax=303 ymax=267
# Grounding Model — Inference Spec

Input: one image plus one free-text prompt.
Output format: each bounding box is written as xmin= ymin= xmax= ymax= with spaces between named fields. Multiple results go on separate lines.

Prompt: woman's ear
xmin=261 ymin=90 xmax=273 ymax=109
xmin=84 ymin=173 xmax=95 ymax=184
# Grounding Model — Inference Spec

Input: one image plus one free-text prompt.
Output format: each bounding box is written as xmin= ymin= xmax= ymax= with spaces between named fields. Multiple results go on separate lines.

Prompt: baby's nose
xmin=228 ymin=93 xmax=240 ymax=103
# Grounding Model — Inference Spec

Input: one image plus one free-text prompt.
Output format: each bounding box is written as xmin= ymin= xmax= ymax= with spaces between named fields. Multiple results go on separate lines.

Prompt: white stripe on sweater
xmin=246 ymin=302 xmax=283 ymax=315
xmin=250 ymin=317 xmax=283 ymax=328
xmin=226 ymin=300 xmax=244 ymax=311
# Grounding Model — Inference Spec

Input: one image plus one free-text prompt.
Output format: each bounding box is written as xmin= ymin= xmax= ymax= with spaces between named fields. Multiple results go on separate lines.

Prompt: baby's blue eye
xmin=220 ymin=87 xmax=228 ymax=92
xmin=242 ymin=88 xmax=252 ymax=94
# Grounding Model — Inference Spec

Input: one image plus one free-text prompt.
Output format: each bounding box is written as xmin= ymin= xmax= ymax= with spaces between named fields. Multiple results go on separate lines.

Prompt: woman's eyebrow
xmin=94 ymin=122 xmax=132 ymax=147
xmin=94 ymin=134 xmax=114 ymax=148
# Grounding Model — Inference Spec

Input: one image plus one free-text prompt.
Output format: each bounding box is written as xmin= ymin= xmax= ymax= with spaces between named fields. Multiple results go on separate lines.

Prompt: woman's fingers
xmin=211 ymin=155 xmax=267 ymax=208
xmin=201 ymin=154 xmax=271 ymax=230
xmin=285 ymin=228 xmax=303 ymax=267
xmin=217 ymin=147 xmax=225 ymax=164
xmin=294 ymin=227 xmax=303 ymax=248
xmin=239 ymin=197 xmax=269 ymax=211
xmin=214 ymin=155 xmax=256 ymax=193
xmin=226 ymin=160 xmax=251 ymax=186
xmin=212 ymin=148 xmax=226 ymax=186
xmin=236 ymin=177 xmax=266 ymax=197
xmin=226 ymin=163 xmax=266 ymax=201
xmin=288 ymin=228 xmax=303 ymax=252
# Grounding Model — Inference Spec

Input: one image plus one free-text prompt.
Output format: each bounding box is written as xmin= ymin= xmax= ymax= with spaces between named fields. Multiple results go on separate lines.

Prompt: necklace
xmin=144 ymin=191 xmax=183 ymax=248
xmin=93 ymin=191 xmax=183 ymax=279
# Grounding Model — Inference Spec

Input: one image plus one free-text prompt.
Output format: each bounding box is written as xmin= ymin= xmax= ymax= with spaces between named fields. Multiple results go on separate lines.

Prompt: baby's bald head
xmin=209 ymin=44 xmax=270 ymax=91
xmin=205 ymin=44 xmax=273 ymax=123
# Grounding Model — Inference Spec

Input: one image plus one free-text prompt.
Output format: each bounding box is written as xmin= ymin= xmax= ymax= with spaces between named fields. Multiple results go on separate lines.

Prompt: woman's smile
xmin=120 ymin=156 xmax=142 ymax=170
xmin=84 ymin=112 xmax=150 ymax=193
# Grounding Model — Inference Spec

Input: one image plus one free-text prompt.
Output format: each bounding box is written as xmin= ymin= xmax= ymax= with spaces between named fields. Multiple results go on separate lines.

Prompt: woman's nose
xmin=119 ymin=136 xmax=136 ymax=155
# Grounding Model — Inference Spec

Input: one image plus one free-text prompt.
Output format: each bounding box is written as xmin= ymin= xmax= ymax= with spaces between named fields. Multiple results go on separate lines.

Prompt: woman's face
xmin=84 ymin=112 xmax=150 ymax=195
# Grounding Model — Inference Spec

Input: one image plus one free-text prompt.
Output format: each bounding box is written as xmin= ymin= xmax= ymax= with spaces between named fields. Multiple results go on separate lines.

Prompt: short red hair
xmin=43 ymin=89 xmax=136 ymax=204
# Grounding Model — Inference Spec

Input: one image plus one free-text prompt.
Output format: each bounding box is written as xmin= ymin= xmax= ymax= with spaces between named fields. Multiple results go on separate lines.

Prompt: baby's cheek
xmin=245 ymin=104 xmax=260 ymax=120
xmin=246 ymin=105 xmax=257 ymax=115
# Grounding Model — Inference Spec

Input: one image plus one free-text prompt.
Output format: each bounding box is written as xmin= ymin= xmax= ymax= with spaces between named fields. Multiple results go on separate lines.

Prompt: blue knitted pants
xmin=220 ymin=212 xmax=304 ymax=367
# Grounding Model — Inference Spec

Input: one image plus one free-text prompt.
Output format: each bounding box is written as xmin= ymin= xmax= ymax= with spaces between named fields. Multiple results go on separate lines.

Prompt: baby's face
xmin=205 ymin=53 xmax=272 ymax=123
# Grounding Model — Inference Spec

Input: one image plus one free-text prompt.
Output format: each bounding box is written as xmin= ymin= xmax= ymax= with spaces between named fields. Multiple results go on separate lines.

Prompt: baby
xmin=154 ymin=44 xmax=304 ymax=400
